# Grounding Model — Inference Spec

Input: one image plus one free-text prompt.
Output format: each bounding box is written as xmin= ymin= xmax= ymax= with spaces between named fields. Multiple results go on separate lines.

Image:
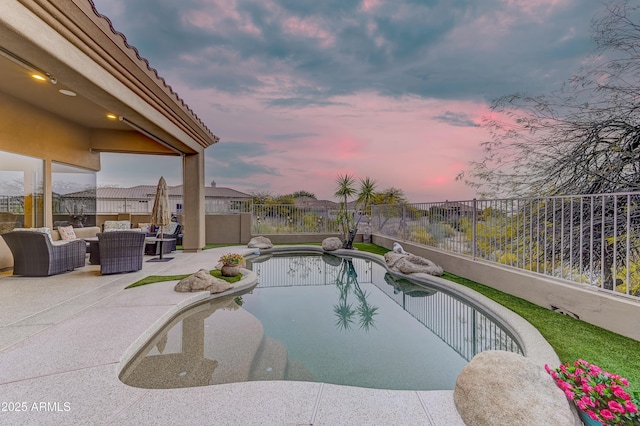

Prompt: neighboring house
xmin=293 ymin=196 xmax=340 ymax=209
xmin=61 ymin=181 xmax=252 ymax=214
xmin=430 ymin=201 xmax=475 ymax=219
xmin=0 ymin=0 xmax=218 ymax=268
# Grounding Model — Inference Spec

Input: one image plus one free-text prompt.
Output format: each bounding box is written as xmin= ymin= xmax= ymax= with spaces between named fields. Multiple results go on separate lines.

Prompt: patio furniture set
xmin=1 ymin=220 xmax=181 ymax=276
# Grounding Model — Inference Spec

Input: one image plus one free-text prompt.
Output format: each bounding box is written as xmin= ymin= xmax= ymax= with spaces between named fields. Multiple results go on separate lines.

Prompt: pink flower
xmin=608 ymin=400 xmax=625 ymax=413
xmin=581 ymin=396 xmax=596 ymax=408
xmin=556 ymin=380 xmax=572 ymax=391
xmin=544 ymin=364 xmax=551 ymax=373
xmin=624 ymin=400 xmax=638 ymax=414
xmin=599 ymin=409 xmax=615 ymax=421
xmin=612 ymin=387 xmax=630 ymax=400
xmin=594 ymin=383 xmax=607 ymax=395
xmin=577 ymin=400 xmax=586 ymax=411
xmin=586 ymin=410 xmax=600 ymax=421
xmin=589 ymin=365 xmax=602 ymax=375
xmin=564 ymin=390 xmax=575 ymax=400
xmin=581 ymin=383 xmax=593 ymax=393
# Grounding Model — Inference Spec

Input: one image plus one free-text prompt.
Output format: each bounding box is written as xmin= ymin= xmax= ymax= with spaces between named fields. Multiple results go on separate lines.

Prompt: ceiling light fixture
xmin=106 ymin=113 xmax=118 ymax=120
xmin=0 ymin=45 xmax=57 ymax=84
xmin=58 ymin=89 xmax=77 ymax=97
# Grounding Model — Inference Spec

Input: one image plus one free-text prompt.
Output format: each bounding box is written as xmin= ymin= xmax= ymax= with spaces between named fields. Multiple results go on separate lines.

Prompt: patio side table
xmin=84 ymin=236 xmax=100 ymax=265
xmin=145 ymin=237 xmax=175 ymax=262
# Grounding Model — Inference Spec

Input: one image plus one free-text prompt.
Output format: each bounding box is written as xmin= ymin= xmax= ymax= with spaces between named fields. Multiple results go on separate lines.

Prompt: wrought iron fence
xmin=0 ymin=195 xmax=24 ymax=213
xmin=372 ymin=192 xmax=640 ymax=300
xmin=252 ymin=204 xmax=342 ymax=234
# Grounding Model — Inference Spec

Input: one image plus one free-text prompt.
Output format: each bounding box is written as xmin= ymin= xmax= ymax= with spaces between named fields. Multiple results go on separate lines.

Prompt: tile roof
xmin=65 ymin=185 xmax=251 ymax=199
xmin=86 ymin=0 xmax=218 ymax=144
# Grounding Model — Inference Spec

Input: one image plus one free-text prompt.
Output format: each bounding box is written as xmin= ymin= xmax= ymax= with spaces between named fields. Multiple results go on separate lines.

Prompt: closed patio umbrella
xmin=149 ymin=176 xmax=173 ymax=262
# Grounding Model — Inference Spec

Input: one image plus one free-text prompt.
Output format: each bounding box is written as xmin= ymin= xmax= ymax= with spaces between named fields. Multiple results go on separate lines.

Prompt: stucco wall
xmin=0 ymin=92 xmax=100 ymax=170
xmin=373 ymin=235 xmax=640 ymax=342
xmin=256 ymin=233 xmax=361 ymax=244
xmin=205 ymin=213 xmax=252 ymax=244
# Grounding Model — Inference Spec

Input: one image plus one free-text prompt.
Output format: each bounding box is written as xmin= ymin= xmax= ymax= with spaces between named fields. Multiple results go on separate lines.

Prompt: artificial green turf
xmin=126 ymin=269 xmax=242 ymax=289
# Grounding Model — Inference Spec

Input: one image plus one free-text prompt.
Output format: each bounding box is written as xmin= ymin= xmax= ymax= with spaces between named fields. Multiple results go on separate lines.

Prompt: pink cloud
xmin=282 ymin=16 xmax=335 ymax=47
xmin=166 ymin=83 xmax=489 ymax=202
xmin=361 ymin=0 xmax=381 ymax=12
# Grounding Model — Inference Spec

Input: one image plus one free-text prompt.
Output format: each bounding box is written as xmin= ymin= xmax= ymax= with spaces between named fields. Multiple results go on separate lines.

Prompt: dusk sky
xmin=92 ymin=0 xmax=607 ymax=202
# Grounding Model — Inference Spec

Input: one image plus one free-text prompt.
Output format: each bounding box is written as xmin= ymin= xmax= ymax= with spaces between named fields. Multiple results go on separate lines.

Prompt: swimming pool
xmin=120 ymin=251 xmax=523 ymax=391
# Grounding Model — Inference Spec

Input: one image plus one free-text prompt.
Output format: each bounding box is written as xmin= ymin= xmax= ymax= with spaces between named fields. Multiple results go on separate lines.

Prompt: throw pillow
xmin=58 ymin=225 xmax=77 ymax=240
xmin=103 ymin=220 xmax=131 ymax=232
xmin=157 ymin=222 xmax=178 ymax=236
xmin=138 ymin=222 xmax=153 ymax=233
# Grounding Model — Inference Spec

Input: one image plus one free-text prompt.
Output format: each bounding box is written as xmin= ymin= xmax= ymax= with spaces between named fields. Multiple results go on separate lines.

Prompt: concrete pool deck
xmin=0 ymin=246 xmax=557 ymax=425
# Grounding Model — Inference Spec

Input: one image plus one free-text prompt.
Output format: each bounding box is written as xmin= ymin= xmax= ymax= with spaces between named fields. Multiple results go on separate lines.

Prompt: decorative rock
xmin=322 ymin=237 xmax=343 ymax=251
xmin=384 ymin=252 xmax=444 ymax=276
xmin=174 ymin=268 xmax=234 ymax=294
xmin=322 ymin=253 xmax=343 ymax=267
xmin=383 ymin=273 xmax=436 ymax=297
xmin=393 ymin=242 xmax=408 ymax=254
xmin=247 ymin=236 xmax=273 ymax=249
xmin=454 ymin=351 xmax=580 ymax=426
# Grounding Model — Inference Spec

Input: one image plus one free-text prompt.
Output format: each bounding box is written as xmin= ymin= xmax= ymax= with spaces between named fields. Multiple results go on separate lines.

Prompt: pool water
xmin=120 ymin=252 xmax=522 ymax=391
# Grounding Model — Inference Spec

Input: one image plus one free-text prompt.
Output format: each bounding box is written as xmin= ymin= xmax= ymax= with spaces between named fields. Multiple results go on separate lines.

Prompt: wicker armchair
xmin=1 ymin=231 xmax=86 ymax=276
xmin=145 ymin=223 xmax=181 ymax=255
xmin=97 ymin=231 xmax=146 ymax=275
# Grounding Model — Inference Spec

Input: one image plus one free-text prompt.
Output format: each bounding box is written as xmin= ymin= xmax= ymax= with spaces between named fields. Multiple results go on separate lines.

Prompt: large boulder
xmin=322 ymin=237 xmax=343 ymax=251
xmin=174 ymin=269 xmax=234 ymax=294
xmin=247 ymin=236 xmax=273 ymax=249
xmin=384 ymin=252 xmax=444 ymax=276
xmin=454 ymin=351 xmax=580 ymax=426
xmin=383 ymin=273 xmax=436 ymax=297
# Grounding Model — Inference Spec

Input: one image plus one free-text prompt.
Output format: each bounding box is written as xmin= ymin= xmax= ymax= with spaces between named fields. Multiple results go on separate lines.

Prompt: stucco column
xmin=43 ymin=159 xmax=52 ymax=229
xmin=182 ymin=151 xmax=205 ymax=252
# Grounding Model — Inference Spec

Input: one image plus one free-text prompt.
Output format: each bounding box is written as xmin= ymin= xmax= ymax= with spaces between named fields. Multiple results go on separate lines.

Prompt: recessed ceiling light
xmin=31 ymin=74 xmax=46 ymax=82
xmin=106 ymin=114 xmax=118 ymax=120
xmin=58 ymin=89 xmax=77 ymax=96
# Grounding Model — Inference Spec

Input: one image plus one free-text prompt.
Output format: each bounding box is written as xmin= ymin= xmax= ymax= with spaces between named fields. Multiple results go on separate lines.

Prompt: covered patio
xmin=0 ymin=0 xmax=218 ymax=270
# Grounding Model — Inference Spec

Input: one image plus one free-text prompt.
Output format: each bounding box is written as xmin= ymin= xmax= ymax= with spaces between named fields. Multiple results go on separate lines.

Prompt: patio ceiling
xmin=0 ymin=0 xmax=218 ymax=156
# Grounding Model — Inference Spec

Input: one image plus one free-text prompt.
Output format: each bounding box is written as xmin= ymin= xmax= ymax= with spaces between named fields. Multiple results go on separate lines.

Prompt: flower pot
xmin=221 ymin=264 xmax=240 ymax=277
xmin=577 ymin=409 xmax=603 ymax=426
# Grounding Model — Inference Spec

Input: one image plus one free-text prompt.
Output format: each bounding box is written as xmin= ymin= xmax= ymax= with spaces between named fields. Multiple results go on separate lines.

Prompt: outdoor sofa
xmin=1 ymin=230 xmax=87 ymax=276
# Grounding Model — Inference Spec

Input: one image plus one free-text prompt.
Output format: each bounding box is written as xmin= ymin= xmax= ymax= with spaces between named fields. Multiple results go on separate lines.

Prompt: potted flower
xmin=218 ymin=253 xmax=244 ymax=277
xmin=546 ymin=359 xmax=640 ymax=425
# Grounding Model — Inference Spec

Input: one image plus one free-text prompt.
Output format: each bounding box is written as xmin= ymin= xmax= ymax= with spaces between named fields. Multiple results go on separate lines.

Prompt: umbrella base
xmin=147 ymin=257 xmax=173 ymax=262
